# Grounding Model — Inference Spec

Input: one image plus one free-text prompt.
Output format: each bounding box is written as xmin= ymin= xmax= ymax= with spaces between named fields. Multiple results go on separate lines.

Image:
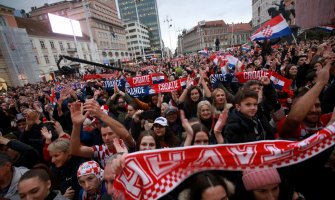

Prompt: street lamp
xmin=134 ymin=0 xmax=146 ymax=61
xmin=163 ymin=16 xmax=173 ymax=57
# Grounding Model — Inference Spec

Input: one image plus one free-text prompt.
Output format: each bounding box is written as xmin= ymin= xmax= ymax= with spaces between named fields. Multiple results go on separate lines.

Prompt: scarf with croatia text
xmin=113 ymin=123 xmax=335 ymax=200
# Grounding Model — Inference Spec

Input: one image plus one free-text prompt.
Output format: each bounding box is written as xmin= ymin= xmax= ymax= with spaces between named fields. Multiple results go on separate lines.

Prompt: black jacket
xmin=7 ymin=140 xmax=40 ymax=168
xmin=51 ymin=156 xmax=85 ymax=200
xmin=224 ymin=109 xmax=274 ymax=143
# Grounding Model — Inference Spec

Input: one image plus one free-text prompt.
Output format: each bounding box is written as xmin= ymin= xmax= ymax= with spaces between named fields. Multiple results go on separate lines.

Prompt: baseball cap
xmin=164 ymin=106 xmax=178 ymax=116
xmin=153 ymin=117 xmax=168 ymax=127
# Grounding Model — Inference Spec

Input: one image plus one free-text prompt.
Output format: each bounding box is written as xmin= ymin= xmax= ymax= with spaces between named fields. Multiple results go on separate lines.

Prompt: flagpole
xmin=291 ymin=33 xmax=298 ymax=45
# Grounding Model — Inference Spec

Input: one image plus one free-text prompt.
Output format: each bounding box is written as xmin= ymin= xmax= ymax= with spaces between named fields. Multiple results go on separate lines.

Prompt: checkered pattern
xmin=77 ymin=160 xmax=104 ymax=181
xmin=262 ymin=26 xmax=273 ymax=37
xmin=116 ymin=124 xmax=335 ymax=200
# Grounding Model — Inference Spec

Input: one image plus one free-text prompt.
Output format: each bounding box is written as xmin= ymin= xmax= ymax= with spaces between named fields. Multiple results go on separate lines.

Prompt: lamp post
xmin=164 ymin=16 xmax=173 ymax=57
xmin=134 ymin=0 xmax=146 ymax=61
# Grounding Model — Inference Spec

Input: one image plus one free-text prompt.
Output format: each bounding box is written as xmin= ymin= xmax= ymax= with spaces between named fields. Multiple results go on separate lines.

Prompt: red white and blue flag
xmin=269 ymin=71 xmax=292 ymax=92
xmin=250 ymin=14 xmax=292 ymax=41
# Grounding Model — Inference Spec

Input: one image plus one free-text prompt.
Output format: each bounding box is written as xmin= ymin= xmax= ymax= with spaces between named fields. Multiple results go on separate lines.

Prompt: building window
xmin=30 ymin=39 xmax=35 ymax=49
xmin=59 ymin=42 xmax=64 ymax=50
xmin=40 ymin=40 xmax=46 ymax=49
xmin=121 ymin=52 xmax=124 ymax=56
xmin=35 ymin=56 xmax=39 ymax=64
xmin=67 ymin=43 xmax=71 ymax=49
xmin=54 ymin=55 xmax=58 ymax=63
xmin=44 ymin=55 xmax=50 ymax=64
xmin=50 ymin=41 xmax=55 ymax=49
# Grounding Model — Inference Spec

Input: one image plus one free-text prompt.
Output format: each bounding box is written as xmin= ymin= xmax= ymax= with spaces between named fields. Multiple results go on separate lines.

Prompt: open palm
xmin=70 ymin=102 xmax=87 ymax=125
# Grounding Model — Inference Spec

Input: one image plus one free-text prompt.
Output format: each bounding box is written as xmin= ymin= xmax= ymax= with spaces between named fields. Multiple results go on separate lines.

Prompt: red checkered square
xmin=262 ymin=26 xmax=273 ymax=37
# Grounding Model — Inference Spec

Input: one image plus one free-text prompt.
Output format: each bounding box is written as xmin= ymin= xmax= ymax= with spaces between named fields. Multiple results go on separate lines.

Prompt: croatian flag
xmin=269 ymin=72 xmax=292 ymax=92
xmin=151 ymin=73 xmax=166 ymax=84
xmin=226 ymin=54 xmax=238 ymax=70
xmin=250 ymin=14 xmax=292 ymax=41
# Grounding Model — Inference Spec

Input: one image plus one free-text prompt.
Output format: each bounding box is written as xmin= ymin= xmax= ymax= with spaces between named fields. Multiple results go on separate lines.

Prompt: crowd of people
xmin=0 ymin=35 xmax=335 ymax=200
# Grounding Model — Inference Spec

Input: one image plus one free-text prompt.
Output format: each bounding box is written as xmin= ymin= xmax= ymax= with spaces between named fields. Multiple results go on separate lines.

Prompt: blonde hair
xmin=47 ymin=138 xmax=70 ymax=153
xmin=212 ymin=88 xmax=227 ymax=114
xmin=197 ymin=100 xmax=213 ymax=119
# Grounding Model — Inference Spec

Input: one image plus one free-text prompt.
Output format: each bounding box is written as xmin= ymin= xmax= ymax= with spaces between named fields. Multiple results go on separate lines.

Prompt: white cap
xmin=153 ymin=117 xmax=168 ymax=126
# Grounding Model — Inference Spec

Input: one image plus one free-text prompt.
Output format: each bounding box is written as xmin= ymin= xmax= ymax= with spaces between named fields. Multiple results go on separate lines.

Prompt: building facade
xmin=118 ymin=0 xmax=162 ymax=53
xmin=124 ymin=21 xmax=150 ymax=60
xmin=15 ymin=17 xmax=92 ymax=81
xmin=0 ymin=4 xmax=40 ymax=87
xmin=29 ymin=0 xmax=129 ymax=65
xmin=252 ymin=0 xmax=281 ymax=30
xmin=179 ymin=20 xmax=251 ymax=54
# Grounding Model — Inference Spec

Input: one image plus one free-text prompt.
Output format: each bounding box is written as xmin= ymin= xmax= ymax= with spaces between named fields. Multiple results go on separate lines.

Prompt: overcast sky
xmin=1 ymin=0 xmax=252 ymax=50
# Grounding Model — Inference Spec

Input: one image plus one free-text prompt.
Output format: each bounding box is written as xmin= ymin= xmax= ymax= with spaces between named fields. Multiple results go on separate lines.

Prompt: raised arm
xmin=281 ymin=59 xmax=332 ymax=135
xmin=84 ymin=99 xmax=136 ymax=148
xmin=199 ymin=69 xmax=212 ymax=98
xmin=213 ymin=109 xmax=228 ymax=144
xmin=180 ymin=110 xmax=194 ymax=146
xmin=69 ymin=102 xmax=94 ymax=158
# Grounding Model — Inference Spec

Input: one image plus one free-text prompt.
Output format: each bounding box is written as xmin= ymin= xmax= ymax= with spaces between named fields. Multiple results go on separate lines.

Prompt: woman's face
xmin=288 ymin=66 xmax=298 ymax=76
xmin=252 ymin=184 xmax=280 ymax=200
xmin=139 ymin=136 xmax=156 ymax=151
xmin=215 ymin=90 xmax=226 ymax=104
xmin=201 ymin=185 xmax=228 ymax=200
xmin=127 ymin=105 xmax=136 ymax=117
xmin=153 ymin=124 xmax=166 ymax=137
xmin=200 ymin=105 xmax=212 ymax=120
xmin=50 ymin=151 xmax=71 ymax=168
xmin=190 ymin=89 xmax=200 ymax=102
xmin=18 ymin=177 xmax=51 ymax=200
xmin=78 ymin=174 xmax=100 ymax=195
xmin=193 ymin=131 xmax=209 ymax=145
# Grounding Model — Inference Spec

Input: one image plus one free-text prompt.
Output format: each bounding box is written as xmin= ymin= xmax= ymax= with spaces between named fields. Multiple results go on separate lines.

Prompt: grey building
xmin=117 ymin=0 xmax=162 ymax=53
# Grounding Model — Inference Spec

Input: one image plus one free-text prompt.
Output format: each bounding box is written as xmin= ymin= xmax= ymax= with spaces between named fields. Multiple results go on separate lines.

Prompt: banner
xmin=127 ymin=73 xmax=167 ymax=87
xmin=126 ymin=85 xmax=154 ymax=98
xmin=150 ymin=77 xmax=187 ymax=93
xmin=235 ymin=70 xmax=269 ymax=83
xmin=114 ymin=124 xmax=335 ymax=200
xmin=103 ymin=79 xmax=126 ymax=90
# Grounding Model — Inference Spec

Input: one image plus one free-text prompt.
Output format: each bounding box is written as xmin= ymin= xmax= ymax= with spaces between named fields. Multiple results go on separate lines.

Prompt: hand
xmin=186 ymin=76 xmax=192 ymax=90
xmin=83 ymin=99 xmax=104 ymax=118
xmin=113 ymin=138 xmax=128 ymax=154
xmin=260 ymin=76 xmax=270 ymax=86
xmin=180 ymin=110 xmax=193 ymax=137
xmin=157 ymin=93 xmax=164 ymax=107
xmin=63 ymin=186 xmax=75 ymax=200
xmin=316 ymin=57 xmax=333 ymax=86
xmin=70 ymin=102 xmax=87 ymax=126
xmin=41 ymin=126 xmax=52 ymax=143
xmin=214 ymin=109 xmax=228 ymax=133
xmin=114 ymin=82 xmax=120 ymax=94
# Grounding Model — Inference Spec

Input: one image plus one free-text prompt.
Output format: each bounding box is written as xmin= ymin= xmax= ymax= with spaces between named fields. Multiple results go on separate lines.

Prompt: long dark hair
xmin=189 ymin=171 xmax=232 ymax=200
xmin=191 ymin=123 xmax=209 ymax=145
xmin=136 ymin=130 xmax=158 ymax=150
